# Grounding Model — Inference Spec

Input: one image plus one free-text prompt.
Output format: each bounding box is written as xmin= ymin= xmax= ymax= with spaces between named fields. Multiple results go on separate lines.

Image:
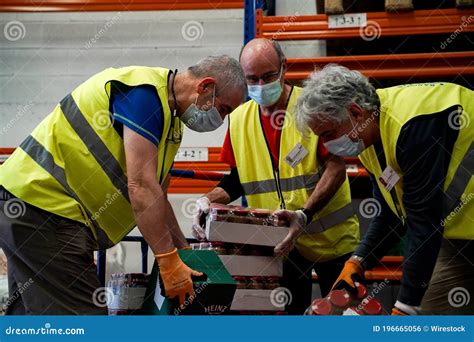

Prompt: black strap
xmin=0 ymin=186 xmax=15 ymax=201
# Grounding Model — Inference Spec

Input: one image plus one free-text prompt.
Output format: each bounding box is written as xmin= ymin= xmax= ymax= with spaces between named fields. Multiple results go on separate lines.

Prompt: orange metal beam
xmin=313 ymin=256 xmax=404 ymax=282
xmin=365 ymin=256 xmax=403 ymax=281
xmin=0 ymin=0 xmax=243 ymax=12
xmin=286 ymin=51 xmax=474 ymax=80
xmin=257 ymin=8 xmax=474 ymax=40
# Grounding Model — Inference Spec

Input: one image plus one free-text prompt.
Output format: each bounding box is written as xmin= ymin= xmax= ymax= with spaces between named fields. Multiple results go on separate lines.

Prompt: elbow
xmin=127 ymin=178 xmax=156 ymax=212
xmin=128 ymin=178 xmax=146 ymax=197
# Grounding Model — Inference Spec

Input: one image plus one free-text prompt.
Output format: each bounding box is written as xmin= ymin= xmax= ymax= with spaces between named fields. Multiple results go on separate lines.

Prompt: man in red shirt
xmin=193 ymin=38 xmax=360 ymax=314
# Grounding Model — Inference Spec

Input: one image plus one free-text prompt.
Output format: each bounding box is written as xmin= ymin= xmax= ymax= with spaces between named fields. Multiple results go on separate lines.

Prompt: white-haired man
xmin=287 ymin=64 xmax=473 ymax=315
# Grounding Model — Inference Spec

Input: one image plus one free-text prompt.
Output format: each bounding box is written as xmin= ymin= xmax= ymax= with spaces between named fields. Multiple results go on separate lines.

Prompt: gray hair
xmin=296 ymin=64 xmax=379 ymax=133
xmin=188 ymin=55 xmax=248 ymax=101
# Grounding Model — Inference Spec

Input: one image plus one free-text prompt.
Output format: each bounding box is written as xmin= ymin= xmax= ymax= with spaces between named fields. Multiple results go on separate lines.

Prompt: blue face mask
xmin=323 ymin=117 xmax=366 ymax=157
xmin=323 ymin=134 xmax=365 ymax=157
xmin=247 ymin=71 xmax=283 ymax=106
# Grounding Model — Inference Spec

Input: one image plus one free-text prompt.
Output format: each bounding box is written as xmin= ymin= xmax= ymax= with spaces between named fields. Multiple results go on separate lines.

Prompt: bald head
xmin=239 ymin=38 xmax=285 ymax=73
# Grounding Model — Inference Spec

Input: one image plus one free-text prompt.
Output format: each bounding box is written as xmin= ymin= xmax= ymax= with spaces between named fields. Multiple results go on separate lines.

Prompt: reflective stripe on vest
xmin=445 ymin=141 xmax=474 ymax=214
xmin=305 ymin=203 xmax=354 ymax=234
xmin=241 ymin=173 xmax=320 ymax=195
xmin=60 ymin=94 xmax=130 ymax=202
xmin=19 ymin=135 xmax=113 ymax=248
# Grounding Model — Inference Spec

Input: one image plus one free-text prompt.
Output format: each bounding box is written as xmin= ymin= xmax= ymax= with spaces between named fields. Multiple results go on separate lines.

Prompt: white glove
xmin=273 ymin=209 xmax=307 ymax=256
xmin=191 ymin=197 xmax=211 ymax=241
xmin=394 ymin=300 xmax=421 ymax=315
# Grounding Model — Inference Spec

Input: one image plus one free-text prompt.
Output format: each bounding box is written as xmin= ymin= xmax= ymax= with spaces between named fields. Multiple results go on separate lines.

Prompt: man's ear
xmin=281 ymin=59 xmax=288 ymax=74
xmin=195 ymin=77 xmax=216 ymax=94
xmin=280 ymin=59 xmax=288 ymax=83
xmin=348 ymin=103 xmax=365 ymax=122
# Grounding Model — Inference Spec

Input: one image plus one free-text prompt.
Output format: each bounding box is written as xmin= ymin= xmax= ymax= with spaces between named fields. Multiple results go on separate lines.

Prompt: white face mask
xmin=180 ymin=85 xmax=223 ymax=132
xmin=323 ymin=117 xmax=365 ymax=157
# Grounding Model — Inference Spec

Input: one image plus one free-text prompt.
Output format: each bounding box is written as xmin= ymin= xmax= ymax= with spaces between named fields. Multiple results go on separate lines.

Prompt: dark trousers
xmin=421 ymin=239 xmax=474 ymax=314
xmin=0 ymin=187 xmax=106 ymax=315
xmin=281 ymin=249 xmax=352 ymax=315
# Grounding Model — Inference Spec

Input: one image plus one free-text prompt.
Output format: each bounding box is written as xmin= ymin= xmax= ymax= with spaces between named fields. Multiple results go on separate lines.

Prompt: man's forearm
xmin=165 ymin=199 xmax=189 ymax=249
xmin=205 ymin=187 xmax=231 ymax=204
xmin=304 ymin=158 xmax=346 ymax=216
xmin=129 ymin=183 xmax=174 ymax=255
xmin=355 ymin=175 xmax=405 ymax=269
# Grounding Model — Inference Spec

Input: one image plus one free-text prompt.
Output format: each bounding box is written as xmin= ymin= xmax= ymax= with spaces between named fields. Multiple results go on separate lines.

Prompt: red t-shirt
xmin=220 ymin=111 xmax=329 ymax=167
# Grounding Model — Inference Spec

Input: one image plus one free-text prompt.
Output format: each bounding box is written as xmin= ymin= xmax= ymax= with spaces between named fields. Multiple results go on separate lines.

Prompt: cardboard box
xmin=230 ymin=289 xmax=282 ymax=311
xmin=218 ymin=255 xmax=283 ymax=277
xmin=205 ymin=219 xmax=289 ymax=247
xmin=141 ymin=250 xmax=236 ymax=315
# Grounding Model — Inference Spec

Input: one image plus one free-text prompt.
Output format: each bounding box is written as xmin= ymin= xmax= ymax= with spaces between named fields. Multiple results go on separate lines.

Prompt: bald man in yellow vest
xmin=193 ymin=39 xmax=360 ymax=314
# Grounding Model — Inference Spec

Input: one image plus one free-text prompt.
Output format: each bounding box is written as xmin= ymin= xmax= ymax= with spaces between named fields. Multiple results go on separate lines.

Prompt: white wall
xmin=275 ymin=0 xmax=326 ymax=58
xmin=0 ymin=9 xmax=244 ymax=147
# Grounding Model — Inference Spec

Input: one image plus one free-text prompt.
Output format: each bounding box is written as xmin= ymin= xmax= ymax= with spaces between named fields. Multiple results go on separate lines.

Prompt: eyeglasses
xmin=245 ymin=65 xmax=283 ymax=85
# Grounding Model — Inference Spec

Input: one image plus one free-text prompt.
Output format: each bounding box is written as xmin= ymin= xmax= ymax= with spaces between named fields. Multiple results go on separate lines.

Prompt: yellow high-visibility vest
xmin=359 ymin=83 xmax=473 ymax=239
xmin=229 ymin=86 xmax=360 ymax=262
xmin=0 ymin=66 xmax=182 ymax=248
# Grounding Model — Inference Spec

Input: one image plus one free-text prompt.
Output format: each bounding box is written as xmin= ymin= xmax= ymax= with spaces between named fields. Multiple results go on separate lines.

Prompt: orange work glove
xmin=331 ymin=257 xmax=365 ymax=296
xmin=391 ymin=308 xmax=408 ymax=315
xmin=155 ymin=248 xmax=203 ymax=306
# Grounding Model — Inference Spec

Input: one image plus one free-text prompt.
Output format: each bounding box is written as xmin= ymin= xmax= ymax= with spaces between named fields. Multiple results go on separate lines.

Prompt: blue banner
xmin=0 ymin=316 xmax=472 ymax=342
